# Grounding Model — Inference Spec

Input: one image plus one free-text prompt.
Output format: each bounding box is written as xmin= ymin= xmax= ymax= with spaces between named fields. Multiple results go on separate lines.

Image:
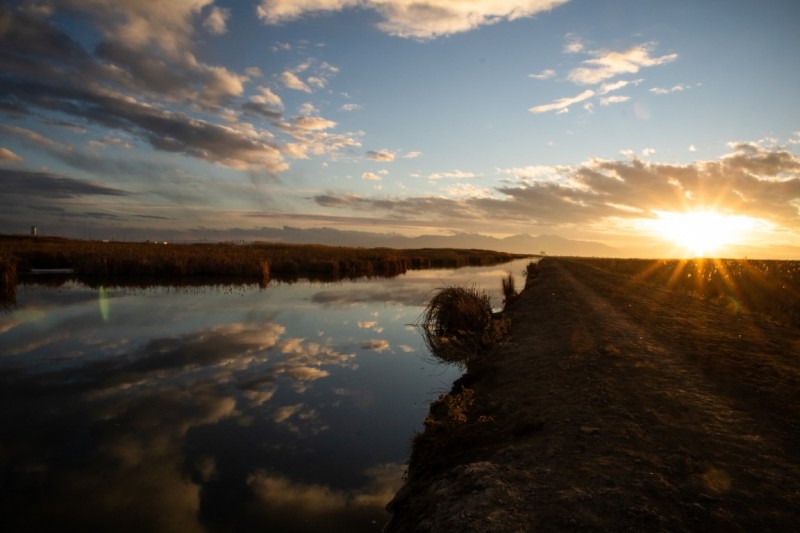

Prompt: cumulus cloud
xmin=529 ymin=89 xmax=595 ymax=114
xmin=568 ymin=43 xmax=677 ymax=85
xmin=361 ymin=171 xmax=382 ymax=181
xmin=314 ymin=143 xmax=800 ymax=231
xmin=251 ymin=87 xmax=284 ymax=109
xmin=0 ymin=4 xmax=362 ymax=183
xmin=403 ymin=151 xmax=422 ymax=159
xmin=34 ymin=0 xmax=214 ymax=58
xmin=257 ymin=0 xmax=570 ymax=39
xmin=340 ymin=103 xmax=363 ymax=111
xmin=203 ymin=6 xmax=230 ymax=35
xmin=366 ymin=149 xmax=396 ymax=162
xmin=281 ymin=71 xmax=312 ymax=92
xmin=291 ymin=116 xmax=337 ymax=131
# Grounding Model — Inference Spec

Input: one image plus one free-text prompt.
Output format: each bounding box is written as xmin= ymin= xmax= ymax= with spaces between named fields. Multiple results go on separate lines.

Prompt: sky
xmin=1 ymin=0 xmax=799 ymax=257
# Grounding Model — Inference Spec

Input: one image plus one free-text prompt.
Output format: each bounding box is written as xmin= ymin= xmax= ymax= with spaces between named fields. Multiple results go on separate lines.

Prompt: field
xmin=388 ymin=257 xmax=800 ymax=531
xmin=571 ymin=257 xmax=800 ymax=327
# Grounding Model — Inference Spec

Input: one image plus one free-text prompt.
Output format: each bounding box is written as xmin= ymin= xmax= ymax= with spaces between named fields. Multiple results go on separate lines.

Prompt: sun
xmin=648 ymin=211 xmax=755 ymax=257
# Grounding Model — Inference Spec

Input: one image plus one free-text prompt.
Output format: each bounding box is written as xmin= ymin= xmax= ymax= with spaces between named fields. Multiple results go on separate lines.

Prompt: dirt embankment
xmin=386 ymin=258 xmax=800 ymax=531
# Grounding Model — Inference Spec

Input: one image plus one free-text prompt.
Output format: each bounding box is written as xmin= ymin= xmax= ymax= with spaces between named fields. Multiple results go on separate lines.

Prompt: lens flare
xmin=648 ymin=211 xmax=756 ymax=257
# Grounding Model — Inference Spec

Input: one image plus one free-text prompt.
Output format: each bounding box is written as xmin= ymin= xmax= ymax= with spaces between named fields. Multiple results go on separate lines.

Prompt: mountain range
xmin=255 ymin=226 xmax=620 ymax=257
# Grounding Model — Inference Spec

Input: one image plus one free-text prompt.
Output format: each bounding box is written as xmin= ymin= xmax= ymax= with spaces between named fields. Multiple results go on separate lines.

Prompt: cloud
xmin=251 ymin=87 xmax=284 ymax=109
xmin=563 ymin=33 xmax=584 ymax=53
xmin=257 ymin=0 xmax=570 ymax=39
xmin=427 ymin=169 xmax=478 ymax=180
xmin=247 ymin=463 xmax=406 ymax=526
xmin=0 ymin=147 xmax=23 ymax=161
xmin=568 ymin=44 xmax=677 ymax=85
xmin=203 ymin=6 xmax=230 ymax=35
xmin=37 ymin=0 xmax=214 ymax=58
xmin=0 ymin=5 xmax=363 ymax=182
xmin=650 ymin=84 xmax=687 ymax=95
xmin=361 ymin=339 xmax=390 ymax=352
xmin=366 ymin=149 xmax=396 ymax=162
xmin=361 ymin=171 xmax=382 ymax=181
xmin=291 ymin=116 xmax=337 ymax=131
xmin=403 ymin=151 xmax=422 ymax=159
xmin=313 ymin=143 xmax=800 ymax=232
xmin=529 ymin=68 xmax=556 ymax=80
xmin=340 ymin=103 xmax=362 ymax=111
xmin=599 ymin=79 xmax=641 ymax=94
xmin=282 ymin=366 xmax=330 ymax=380
xmin=281 ymin=71 xmax=312 ymax=92
xmin=0 ymin=168 xmax=129 ymax=198
xmin=529 ymin=89 xmax=595 ymax=114
xmin=599 ymin=95 xmax=630 ymax=106
xmin=0 ymin=8 xmax=293 ymax=172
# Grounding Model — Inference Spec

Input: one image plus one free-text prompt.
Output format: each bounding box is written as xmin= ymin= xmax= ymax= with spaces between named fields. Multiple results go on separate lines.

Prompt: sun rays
xmin=646 ymin=211 xmax=758 ymax=257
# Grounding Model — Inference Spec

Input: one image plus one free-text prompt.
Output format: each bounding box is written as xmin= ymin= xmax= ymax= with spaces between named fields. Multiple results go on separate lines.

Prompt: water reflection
xmin=0 ymin=258 xmax=531 ymax=532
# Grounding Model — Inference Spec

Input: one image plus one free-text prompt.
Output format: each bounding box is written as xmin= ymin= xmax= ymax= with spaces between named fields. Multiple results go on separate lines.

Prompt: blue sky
xmin=1 ymin=0 xmax=799 ymax=256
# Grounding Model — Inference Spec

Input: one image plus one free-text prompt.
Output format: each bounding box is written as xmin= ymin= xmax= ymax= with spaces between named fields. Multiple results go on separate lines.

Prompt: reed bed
xmin=0 ymin=235 xmax=525 ymax=288
xmin=570 ymin=257 xmax=800 ymax=327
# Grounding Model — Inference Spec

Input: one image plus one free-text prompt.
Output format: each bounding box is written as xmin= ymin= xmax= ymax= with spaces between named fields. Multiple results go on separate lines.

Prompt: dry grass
xmin=501 ymin=271 xmax=517 ymax=306
xmin=0 ymin=235 xmax=526 ymax=285
xmin=421 ymin=285 xmax=510 ymax=364
xmin=570 ymin=257 xmax=800 ymax=327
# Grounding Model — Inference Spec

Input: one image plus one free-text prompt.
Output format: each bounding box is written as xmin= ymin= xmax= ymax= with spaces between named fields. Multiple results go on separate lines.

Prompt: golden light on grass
xmin=647 ymin=210 xmax=757 ymax=257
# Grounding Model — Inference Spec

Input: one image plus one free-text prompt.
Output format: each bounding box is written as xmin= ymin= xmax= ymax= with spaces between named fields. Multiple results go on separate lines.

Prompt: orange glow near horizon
xmin=647 ymin=211 xmax=758 ymax=257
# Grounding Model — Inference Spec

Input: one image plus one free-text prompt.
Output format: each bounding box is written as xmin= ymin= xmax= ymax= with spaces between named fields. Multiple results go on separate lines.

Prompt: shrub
xmin=421 ymin=285 xmax=507 ymax=364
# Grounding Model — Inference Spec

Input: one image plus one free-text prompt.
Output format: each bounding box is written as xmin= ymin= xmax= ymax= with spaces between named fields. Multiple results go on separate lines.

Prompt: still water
xmin=0 ymin=258 xmax=530 ymax=532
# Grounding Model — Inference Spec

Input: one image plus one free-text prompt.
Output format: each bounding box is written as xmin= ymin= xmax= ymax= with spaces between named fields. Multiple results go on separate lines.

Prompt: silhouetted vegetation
xmin=420 ymin=282 xmax=512 ymax=365
xmin=569 ymin=257 xmax=800 ymax=327
xmin=0 ymin=235 xmax=527 ymax=293
xmin=501 ymin=271 xmax=517 ymax=306
xmin=0 ymin=254 xmax=15 ymax=308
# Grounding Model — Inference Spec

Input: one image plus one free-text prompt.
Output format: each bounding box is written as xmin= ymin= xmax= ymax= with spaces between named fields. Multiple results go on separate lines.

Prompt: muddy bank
xmin=386 ymin=258 xmax=800 ymax=531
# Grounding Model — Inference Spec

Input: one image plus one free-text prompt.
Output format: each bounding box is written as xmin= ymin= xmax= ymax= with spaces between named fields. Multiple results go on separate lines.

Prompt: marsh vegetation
xmin=0 ymin=235 xmax=528 ymax=307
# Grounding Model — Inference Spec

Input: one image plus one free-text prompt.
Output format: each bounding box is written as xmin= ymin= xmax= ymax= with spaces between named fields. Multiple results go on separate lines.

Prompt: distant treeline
xmin=0 ymin=235 xmax=527 ymax=305
xmin=569 ymin=257 xmax=800 ymax=328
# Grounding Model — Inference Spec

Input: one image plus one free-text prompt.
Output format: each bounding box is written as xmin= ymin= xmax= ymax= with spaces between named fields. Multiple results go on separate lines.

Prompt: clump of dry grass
xmin=421 ymin=285 xmax=509 ymax=364
xmin=501 ymin=271 xmax=517 ymax=306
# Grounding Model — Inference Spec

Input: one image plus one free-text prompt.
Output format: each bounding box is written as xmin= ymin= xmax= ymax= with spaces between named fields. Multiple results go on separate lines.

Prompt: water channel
xmin=0 ymin=258 xmax=532 ymax=532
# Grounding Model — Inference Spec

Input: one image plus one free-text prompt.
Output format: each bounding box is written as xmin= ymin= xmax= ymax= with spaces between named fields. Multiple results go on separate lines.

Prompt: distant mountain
xmin=255 ymin=226 xmax=620 ymax=256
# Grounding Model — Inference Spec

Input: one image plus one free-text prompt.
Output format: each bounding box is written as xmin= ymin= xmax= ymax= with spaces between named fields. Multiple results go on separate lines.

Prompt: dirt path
xmin=387 ymin=258 xmax=800 ymax=531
